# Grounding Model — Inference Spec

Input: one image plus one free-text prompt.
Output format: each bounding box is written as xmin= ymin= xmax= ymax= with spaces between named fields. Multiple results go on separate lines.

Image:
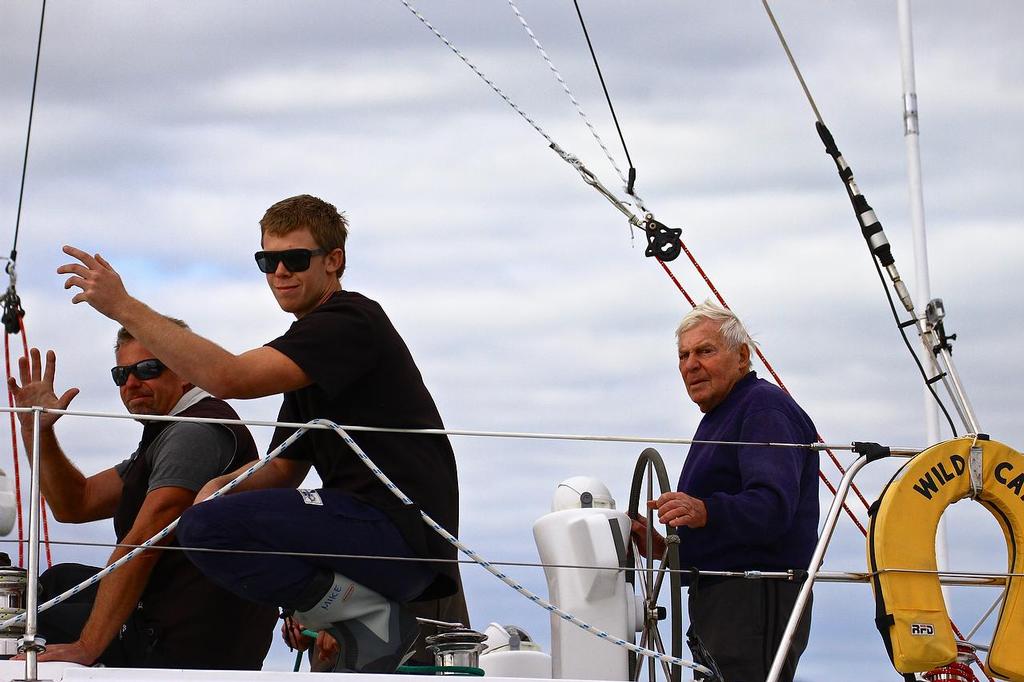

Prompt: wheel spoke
xmin=650 ymin=543 xmax=670 ymax=603
xmin=633 ymin=626 xmax=649 ymax=682
xmin=652 ymin=621 xmax=674 ymax=680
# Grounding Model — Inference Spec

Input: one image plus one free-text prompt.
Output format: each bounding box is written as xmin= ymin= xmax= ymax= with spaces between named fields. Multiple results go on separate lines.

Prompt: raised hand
xmin=57 ymin=245 xmax=132 ymax=320
xmin=8 ymin=348 xmax=79 ymax=432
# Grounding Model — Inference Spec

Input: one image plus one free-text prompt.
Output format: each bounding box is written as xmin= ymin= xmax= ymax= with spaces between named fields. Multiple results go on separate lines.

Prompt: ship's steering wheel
xmin=626 ymin=447 xmax=683 ymax=682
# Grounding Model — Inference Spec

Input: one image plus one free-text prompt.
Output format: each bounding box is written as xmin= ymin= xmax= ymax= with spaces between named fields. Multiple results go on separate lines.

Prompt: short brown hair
xmin=260 ymin=194 xmax=348 ymax=278
xmin=115 ymin=317 xmax=189 ymax=351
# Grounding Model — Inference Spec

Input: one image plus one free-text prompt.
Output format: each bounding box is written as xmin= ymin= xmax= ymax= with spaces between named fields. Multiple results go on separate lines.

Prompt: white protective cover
xmin=533 ymin=479 xmax=633 ymax=680
xmin=0 ymin=470 xmax=16 ymax=536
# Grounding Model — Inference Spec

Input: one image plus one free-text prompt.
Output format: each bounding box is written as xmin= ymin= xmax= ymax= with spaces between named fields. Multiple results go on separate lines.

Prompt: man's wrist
xmin=75 ymin=630 xmax=108 ymax=662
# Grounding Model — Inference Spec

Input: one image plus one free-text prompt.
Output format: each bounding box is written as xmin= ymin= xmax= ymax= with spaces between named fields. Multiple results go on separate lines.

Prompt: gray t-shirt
xmin=115 ymin=422 xmax=235 ymax=494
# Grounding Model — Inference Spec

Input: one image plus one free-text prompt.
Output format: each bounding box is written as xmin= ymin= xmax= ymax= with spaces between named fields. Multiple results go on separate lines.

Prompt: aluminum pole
xmin=20 ymin=408 xmax=44 ymax=681
xmin=766 ymin=454 xmax=871 ymax=682
xmin=896 ymin=0 xmax=955 ymax=591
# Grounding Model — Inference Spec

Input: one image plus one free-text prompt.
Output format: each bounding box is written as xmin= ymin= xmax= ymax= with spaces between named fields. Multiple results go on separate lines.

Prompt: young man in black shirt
xmin=58 ymin=194 xmax=464 ymax=672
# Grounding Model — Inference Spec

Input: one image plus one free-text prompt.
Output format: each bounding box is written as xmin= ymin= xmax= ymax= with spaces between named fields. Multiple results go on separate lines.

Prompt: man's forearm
xmin=20 ymin=426 xmax=88 ymax=521
xmin=76 ymin=545 xmax=160 ymax=660
xmin=114 ymin=297 xmax=242 ymax=397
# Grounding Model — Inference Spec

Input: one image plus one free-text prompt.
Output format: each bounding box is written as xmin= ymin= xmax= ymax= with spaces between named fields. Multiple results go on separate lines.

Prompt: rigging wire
xmin=873 ymin=255 xmax=959 ymax=436
xmin=571 ymin=0 xmax=638 ymax=197
xmin=760 ymin=0 xmax=960 ymax=438
xmin=10 ymin=0 xmax=47 ymax=262
xmin=759 ymin=0 xmax=823 ymax=125
xmin=408 ymin=0 xmax=876 ymax=528
xmin=4 ymin=0 xmax=55 ymax=570
xmin=759 ymin=3 xmax=986 ymax=676
xmin=504 ymin=0 xmax=644 ymax=208
xmin=397 ymin=2 xmax=557 ymax=150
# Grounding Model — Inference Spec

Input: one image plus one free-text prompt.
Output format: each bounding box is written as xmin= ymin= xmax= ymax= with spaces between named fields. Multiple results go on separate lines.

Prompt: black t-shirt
xmin=266 ymin=290 xmax=459 ymax=599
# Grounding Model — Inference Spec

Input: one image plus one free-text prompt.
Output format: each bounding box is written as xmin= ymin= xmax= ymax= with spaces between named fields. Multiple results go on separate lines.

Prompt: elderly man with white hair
xmin=634 ymin=300 xmax=819 ymax=682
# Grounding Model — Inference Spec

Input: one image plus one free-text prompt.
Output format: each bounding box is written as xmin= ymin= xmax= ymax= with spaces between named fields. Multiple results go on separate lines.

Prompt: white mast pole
xmin=897 ymin=0 xmax=949 ymax=577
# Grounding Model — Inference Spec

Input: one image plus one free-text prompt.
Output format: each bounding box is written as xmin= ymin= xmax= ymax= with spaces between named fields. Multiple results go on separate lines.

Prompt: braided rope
xmin=2 ymin=419 xmax=711 ymax=675
xmin=317 ymin=419 xmax=712 ymax=675
xmin=504 ymin=0 xmax=644 ymax=209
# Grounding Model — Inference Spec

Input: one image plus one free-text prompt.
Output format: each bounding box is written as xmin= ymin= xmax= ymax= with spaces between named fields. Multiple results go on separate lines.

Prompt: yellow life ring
xmin=867 ymin=436 xmax=1024 ymax=681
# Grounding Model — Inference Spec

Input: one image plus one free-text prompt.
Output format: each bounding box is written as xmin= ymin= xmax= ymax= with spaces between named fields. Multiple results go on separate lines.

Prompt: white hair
xmin=675 ymin=299 xmax=756 ymax=370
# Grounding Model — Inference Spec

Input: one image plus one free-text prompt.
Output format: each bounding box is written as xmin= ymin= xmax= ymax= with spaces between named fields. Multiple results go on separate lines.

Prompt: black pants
xmin=35 ymin=563 xmax=161 ymax=667
xmin=687 ymin=577 xmax=812 ymax=682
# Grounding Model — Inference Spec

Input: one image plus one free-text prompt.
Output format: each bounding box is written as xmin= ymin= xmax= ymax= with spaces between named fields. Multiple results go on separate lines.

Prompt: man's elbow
xmin=49 ymin=504 xmax=88 ymax=524
xmin=205 ymin=369 xmax=252 ymax=400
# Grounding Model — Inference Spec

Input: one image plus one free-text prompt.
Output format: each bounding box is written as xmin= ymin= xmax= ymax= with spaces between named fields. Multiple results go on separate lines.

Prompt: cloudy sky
xmin=1 ymin=1 xmax=1022 ymax=679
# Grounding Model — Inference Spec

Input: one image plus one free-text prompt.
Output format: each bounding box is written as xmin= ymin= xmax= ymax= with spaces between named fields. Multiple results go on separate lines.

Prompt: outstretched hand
xmin=14 ymin=640 xmax=99 ymax=666
xmin=7 ymin=348 xmax=79 ymax=432
xmin=57 ymin=245 xmax=131 ymax=320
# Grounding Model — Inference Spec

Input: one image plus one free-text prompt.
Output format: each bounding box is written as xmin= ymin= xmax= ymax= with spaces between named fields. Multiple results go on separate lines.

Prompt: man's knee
xmin=177 ymin=501 xmax=230 ymax=550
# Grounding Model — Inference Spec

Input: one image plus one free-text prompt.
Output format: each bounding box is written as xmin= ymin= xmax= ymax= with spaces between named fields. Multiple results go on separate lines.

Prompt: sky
xmin=1 ymin=1 xmax=1022 ymax=679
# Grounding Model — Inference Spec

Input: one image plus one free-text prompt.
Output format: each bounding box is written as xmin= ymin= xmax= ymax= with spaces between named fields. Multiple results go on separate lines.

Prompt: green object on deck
xmin=397 ymin=664 xmax=486 ymax=676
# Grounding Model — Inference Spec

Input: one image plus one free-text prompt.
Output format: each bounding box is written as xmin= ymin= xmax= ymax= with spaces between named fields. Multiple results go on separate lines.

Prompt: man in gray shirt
xmin=8 ymin=321 xmax=277 ymax=668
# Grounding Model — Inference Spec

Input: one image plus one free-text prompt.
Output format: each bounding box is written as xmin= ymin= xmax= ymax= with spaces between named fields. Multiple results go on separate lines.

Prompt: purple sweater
xmin=676 ymin=371 xmax=819 ymax=572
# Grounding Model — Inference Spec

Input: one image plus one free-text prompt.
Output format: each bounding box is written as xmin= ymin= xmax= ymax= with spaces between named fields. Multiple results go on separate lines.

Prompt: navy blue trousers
xmin=176 ymin=488 xmax=435 ymax=610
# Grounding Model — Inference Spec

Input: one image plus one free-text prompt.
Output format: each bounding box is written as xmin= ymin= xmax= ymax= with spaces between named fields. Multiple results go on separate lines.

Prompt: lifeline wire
xmin=320 ymin=419 xmax=713 ymax=676
xmin=0 ymin=425 xmax=312 ymax=630
xmin=4 ymin=538 xmax=1017 ymax=586
xmin=2 ymin=403 xmax=924 ymax=454
xmin=0 ymin=420 xmax=713 ymax=677
xmin=505 ymin=0 xmax=643 ymax=209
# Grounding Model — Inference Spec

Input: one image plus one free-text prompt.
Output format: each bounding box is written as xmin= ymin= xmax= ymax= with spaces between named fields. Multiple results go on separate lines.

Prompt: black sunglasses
xmin=254 ymin=248 xmax=326 ymax=274
xmin=111 ymin=359 xmax=166 ymax=387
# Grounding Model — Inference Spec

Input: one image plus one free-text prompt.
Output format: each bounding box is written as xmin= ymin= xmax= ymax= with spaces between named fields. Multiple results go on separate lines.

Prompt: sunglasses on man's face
xmin=254 ymin=248 xmax=326 ymax=274
xmin=111 ymin=359 xmax=166 ymax=387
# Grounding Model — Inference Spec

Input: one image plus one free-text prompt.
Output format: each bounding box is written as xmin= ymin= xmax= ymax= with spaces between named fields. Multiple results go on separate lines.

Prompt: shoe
xmin=328 ymin=600 xmax=420 ymax=673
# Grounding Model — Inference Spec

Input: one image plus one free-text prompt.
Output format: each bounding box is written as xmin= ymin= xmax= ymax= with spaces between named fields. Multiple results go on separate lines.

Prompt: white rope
xmin=504 ymin=0 xmax=644 ymax=209
xmin=398 ymin=0 xmax=557 ymax=147
xmin=396 ymin=0 xmax=644 ymax=215
xmin=3 ymin=419 xmax=712 ymax=675
xmin=317 ymin=419 xmax=713 ymax=676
